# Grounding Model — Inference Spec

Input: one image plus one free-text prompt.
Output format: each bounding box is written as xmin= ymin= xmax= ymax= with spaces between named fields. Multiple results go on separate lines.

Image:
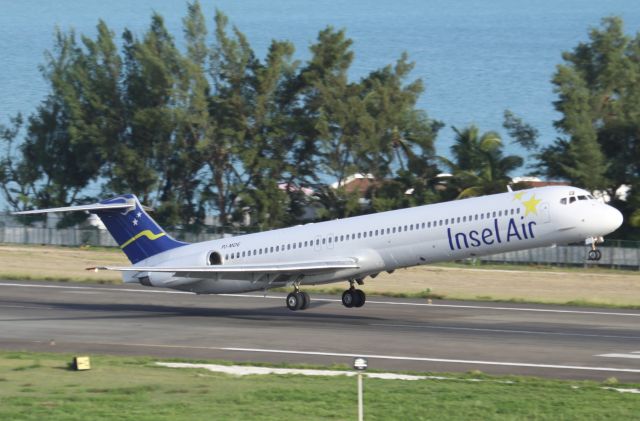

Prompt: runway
xmin=1 ymin=280 xmax=640 ymax=381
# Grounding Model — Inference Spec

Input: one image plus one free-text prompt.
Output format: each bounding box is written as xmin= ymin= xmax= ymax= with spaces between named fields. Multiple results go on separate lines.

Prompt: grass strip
xmin=0 ymin=350 xmax=639 ymax=421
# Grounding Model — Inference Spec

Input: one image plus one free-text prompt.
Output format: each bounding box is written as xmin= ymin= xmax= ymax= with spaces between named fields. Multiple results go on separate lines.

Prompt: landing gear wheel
xmin=342 ymin=289 xmax=366 ymax=308
xmin=588 ymin=249 xmax=603 ymax=261
xmin=342 ymin=290 xmax=355 ymax=308
xmin=299 ymin=291 xmax=311 ymax=310
xmin=354 ymin=289 xmax=366 ymax=308
xmin=286 ymin=292 xmax=302 ymax=311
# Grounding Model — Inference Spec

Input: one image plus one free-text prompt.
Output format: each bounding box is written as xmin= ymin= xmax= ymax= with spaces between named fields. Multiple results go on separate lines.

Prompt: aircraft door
xmin=539 ymin=202 xmax=551 ymax=223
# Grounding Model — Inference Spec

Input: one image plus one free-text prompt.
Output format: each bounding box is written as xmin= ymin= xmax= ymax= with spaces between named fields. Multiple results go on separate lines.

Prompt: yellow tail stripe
xmin=120 ymin=230 xmax=166 ymax=249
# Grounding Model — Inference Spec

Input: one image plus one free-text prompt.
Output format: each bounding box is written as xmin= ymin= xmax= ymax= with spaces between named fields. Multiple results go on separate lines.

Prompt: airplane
xmin=13 ymin=185 xmax=623 ymax=311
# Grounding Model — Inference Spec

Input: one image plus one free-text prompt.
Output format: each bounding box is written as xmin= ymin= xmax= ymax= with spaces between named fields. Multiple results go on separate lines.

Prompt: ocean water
xmin=1 ymin=0 xmax=639 ymax=167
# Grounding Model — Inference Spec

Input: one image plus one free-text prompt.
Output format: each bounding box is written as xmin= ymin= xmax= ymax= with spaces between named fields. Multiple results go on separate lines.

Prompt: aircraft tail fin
xmin=13 ymin=195 xmax=188 ymax=264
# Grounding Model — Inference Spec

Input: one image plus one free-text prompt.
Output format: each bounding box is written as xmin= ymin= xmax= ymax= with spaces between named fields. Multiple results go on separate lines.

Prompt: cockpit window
xmin=560 ymin=198 xmax=567 ymax=205
xmin=588 ymin=195 xmax=595 ymax=199
xmin=569 ymin=197 xmax=576 ymax=204
xmin=578 ymin=195 xmax=587 ymax=200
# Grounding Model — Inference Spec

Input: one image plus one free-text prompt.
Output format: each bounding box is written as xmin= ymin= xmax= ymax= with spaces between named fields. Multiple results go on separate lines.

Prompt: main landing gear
xmin=285 ymin=280 xmax=367 ymax=311
xmin=342 ymin=281 xmax=366 ymax=308
xmin=286 ymin=283 xmax=310 ymax=311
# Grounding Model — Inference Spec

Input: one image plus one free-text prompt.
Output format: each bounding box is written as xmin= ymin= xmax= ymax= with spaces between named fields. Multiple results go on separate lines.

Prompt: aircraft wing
xmin=89 ymin=259 xmax=359 ymax=279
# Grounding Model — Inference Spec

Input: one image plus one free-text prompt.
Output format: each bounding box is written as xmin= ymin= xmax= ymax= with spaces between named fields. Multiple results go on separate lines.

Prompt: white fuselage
xmin=125 ymin=186 xmax=623 ymax=294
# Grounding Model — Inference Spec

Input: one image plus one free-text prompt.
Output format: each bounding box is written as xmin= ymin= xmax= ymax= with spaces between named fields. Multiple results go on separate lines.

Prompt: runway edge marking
xmin=1 ymin=282 xmax=640 ymax=318
xmin=32 ymin=340 xmax=640 ymax=375
xmin=222 ymin=347 xmax=640 ymax=374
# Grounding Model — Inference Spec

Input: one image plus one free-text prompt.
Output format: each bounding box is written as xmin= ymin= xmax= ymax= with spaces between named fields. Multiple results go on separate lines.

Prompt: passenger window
xmin=456 ymin=217 xmax=460 ymax=223
xmin=421 ymin=222 xmax=425 ymax=229
xmin=357 ymin=233 xmax=361 ymax=239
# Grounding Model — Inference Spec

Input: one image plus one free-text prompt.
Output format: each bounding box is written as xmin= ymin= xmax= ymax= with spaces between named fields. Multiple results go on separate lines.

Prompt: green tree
xmin=2 ymin=2 xmax=442 ymax=232
xmin=538 ymin=16 xmax=640 ymax=238
xmin=11 ymin=29 xmax=108 ymax=211
xmin=441 ymin=125 xmax=523 ymax=198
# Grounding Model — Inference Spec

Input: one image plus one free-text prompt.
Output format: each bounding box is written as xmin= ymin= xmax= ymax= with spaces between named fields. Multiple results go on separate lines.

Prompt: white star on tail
xmin=132 ymin=219 xmax=138 ymax=226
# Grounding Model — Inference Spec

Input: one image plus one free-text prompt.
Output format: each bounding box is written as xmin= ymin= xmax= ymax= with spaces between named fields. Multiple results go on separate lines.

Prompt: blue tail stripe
xmin=94 ymin=195 xmax=187 ymax=264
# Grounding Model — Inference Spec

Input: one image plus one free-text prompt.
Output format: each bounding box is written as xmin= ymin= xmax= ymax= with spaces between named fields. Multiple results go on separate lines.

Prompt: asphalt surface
xmin=1 ymin=280 xmax=640 ymax=382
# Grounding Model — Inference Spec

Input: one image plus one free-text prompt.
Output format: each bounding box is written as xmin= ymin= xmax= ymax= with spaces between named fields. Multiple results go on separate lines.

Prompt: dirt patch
xmin=0 ymin=244 xmax=126 ymax=283
xmin=1 ymin=244 xmax=639 ymax=306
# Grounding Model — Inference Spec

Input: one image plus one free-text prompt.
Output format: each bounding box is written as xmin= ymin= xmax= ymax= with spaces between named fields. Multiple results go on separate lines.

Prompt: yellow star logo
xmin=522 ymin=194 xmax=541 ymax=216
xmin=512 ymin=191 xmax=525 ymax=201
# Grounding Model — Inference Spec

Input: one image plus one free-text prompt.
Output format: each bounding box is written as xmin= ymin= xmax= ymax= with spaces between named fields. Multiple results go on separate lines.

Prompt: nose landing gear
xmin=587 ymin=248 xmax=602 ymax=261
xmin=586 ymin=237 xmax=603 ymax=261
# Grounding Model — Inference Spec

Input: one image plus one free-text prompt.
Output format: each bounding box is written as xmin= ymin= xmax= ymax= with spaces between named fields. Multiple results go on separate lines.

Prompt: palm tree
xmin=439 ymin=125 xmax=523 ymax=198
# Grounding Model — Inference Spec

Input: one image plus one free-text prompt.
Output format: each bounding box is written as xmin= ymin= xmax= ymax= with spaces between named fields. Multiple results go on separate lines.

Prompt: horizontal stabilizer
xmin=12 ymin=203 xmax=134 ymax=215
xmin=89 ymin=259 xmax=359 ymax=278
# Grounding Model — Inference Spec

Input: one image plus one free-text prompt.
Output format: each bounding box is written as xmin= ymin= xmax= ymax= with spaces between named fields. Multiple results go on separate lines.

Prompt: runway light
xmin=353 ymin=357 xmax=367 ymax=421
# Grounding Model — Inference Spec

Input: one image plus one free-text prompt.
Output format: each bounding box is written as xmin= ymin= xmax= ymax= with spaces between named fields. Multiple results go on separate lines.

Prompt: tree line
xmin=1 ymin=4 xmax=638 ymax=239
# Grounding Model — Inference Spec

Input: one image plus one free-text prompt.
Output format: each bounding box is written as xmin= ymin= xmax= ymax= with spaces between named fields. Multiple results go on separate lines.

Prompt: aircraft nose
xmin=602 ymin=205 xmax=623 ymax=234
